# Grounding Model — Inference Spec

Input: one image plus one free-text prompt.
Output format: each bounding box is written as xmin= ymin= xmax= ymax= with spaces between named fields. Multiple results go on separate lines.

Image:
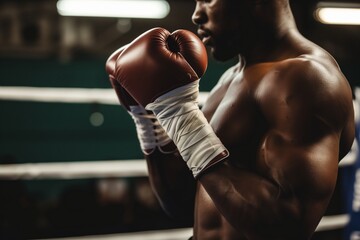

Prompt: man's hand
xmin=105 ymin=44 xmax=174 ymax=155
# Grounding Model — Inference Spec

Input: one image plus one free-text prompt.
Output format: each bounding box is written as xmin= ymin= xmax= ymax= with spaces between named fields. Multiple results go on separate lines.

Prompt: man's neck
xmin=241 ymin=27 xmax=303 ymax=65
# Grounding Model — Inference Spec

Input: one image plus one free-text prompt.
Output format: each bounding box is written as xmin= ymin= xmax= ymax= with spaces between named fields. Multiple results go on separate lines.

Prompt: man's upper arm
xmin=258 ymin=59 xmax=343 ymax=196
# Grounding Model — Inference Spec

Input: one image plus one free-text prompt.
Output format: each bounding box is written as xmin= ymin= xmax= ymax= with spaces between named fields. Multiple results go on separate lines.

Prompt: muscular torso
xmin=193 ymin=51 xmax=354 ymax=239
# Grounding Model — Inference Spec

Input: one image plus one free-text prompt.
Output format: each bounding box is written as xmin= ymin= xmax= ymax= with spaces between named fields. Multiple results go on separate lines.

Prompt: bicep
xmin=258 ymin=62 xmax=343 ymax=193
xmin=261 ymin=129 xmax=339 ymax=197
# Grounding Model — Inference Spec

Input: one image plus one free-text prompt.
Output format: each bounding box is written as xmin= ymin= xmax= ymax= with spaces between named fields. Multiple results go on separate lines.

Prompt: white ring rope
xmin=0 ymin=87 xmax=119 ymax=105
xmin=0 ymin=141 xmax=356 ymax=180
xmin=37 ymin=228 xmax=194 ymax=240
xmin=0 ymin=85 xmax=357 ymax=114
xmin=0 ymin=86 xmax=209 ymax=106
xmin=0 ymin=160 xmax=148 ymax=180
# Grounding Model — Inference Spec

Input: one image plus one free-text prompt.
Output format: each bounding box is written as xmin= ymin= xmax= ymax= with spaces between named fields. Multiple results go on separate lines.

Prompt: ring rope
xmin=0 ymin=142 xmax=356 ymax=180
xmin=0 ymin=86 xmax=209 ymax=106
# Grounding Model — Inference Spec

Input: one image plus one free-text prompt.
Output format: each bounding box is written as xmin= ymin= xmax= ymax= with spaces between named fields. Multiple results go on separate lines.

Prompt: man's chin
xmin=211 ymin=48 xmax=234 ymax=62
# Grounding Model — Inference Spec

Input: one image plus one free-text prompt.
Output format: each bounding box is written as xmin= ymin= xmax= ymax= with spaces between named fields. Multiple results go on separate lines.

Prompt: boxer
xmin=106 ymin=0 xmax=355 ymax=239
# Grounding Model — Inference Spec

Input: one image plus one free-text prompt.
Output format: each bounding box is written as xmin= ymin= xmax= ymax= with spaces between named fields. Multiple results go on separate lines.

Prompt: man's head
xmin=192 ymin=0 xmax=294 ymax=61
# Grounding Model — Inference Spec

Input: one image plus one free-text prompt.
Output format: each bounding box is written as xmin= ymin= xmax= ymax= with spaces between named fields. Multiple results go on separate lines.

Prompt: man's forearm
xmin=145 ymin=148 xmax=196 ymax=222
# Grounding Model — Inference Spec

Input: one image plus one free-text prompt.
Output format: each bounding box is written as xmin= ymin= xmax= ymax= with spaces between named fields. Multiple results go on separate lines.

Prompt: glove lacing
xmin=129 ymin=105 xmax=173 ymax=155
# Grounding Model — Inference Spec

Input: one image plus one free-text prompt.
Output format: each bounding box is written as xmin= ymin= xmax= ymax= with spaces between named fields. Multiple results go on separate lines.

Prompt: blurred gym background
xmin=0 ymin=0 xmax=359 ymax=239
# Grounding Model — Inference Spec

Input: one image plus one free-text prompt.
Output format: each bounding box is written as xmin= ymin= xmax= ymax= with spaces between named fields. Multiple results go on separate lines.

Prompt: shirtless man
xmin=106 ymin=0 xmax=355 ymax=239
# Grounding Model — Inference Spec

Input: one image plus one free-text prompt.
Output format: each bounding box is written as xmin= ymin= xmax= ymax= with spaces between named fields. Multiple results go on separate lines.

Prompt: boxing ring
xmin=0 ymin=86 xmax=359 ymax=239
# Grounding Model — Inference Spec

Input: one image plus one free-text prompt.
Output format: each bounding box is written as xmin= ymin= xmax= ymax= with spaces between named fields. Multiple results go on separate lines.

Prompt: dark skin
xmin=145 ymin=0 xmax=355 ymax=239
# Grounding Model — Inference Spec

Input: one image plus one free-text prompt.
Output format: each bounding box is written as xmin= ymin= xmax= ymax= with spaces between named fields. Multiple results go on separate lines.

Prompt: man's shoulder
xmin=258 ymin=52 xmax=353 ymax=129
xmin=275 ymin=54 xmax=343 ymax=81
xmin=265 ymin=53 xmax=346 ymax=95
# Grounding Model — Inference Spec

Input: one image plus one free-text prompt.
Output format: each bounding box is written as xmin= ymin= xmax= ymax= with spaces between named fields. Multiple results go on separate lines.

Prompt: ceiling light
xmin=57 ymin=0 xmax=170 ymax=19
xmin=315 ymin=2 xmax=360 ymax=25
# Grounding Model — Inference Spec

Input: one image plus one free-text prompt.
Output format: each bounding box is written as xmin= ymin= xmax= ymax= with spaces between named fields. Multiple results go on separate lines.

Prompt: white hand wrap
xmin=146 ymin=80 xmax=229 ymax=177
xmin=129 ymin=105 xmax=172 ymax=155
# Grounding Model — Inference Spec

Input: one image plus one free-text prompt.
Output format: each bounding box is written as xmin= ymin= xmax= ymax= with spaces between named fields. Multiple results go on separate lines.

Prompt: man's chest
xmin=202 ymin=76 xmax=266 ymax=162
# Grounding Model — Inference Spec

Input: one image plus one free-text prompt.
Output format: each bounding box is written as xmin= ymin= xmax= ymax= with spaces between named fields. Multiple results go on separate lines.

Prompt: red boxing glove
xmin=113 ymin=27 xmax=229 ymax=178
xmin=114 ymin=27 xmax=208 ymax=107
xmin=105 ymin=44 xmax=174 ymax=155
xmin=105 ymin=44 xmax=137 ymax=110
